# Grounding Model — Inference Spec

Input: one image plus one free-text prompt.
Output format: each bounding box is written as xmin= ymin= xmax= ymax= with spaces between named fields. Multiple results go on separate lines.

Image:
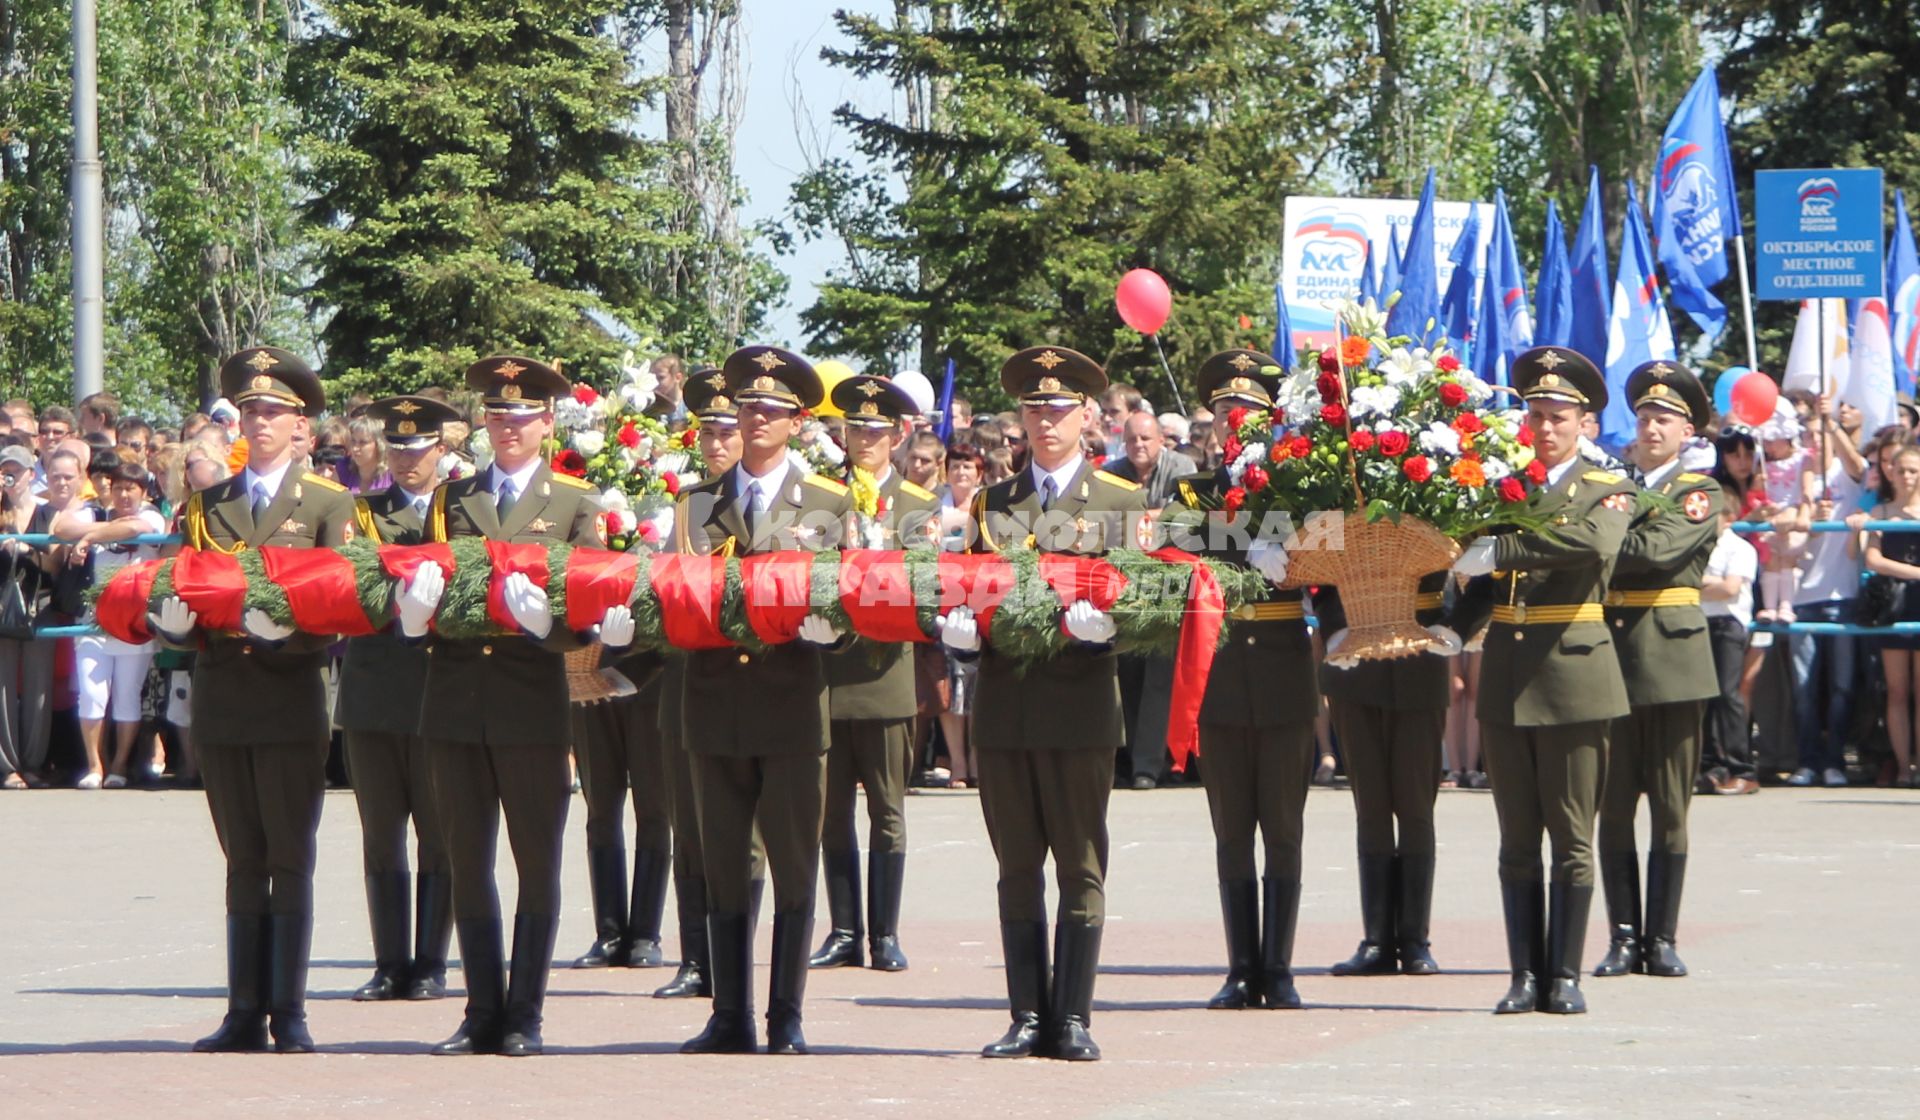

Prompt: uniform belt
xmin=1605 ymin=588 xmax=1700 ymax=608
xmin=1414 ymin=592 xmax=1443 ymax=610
xmin=1232 ymin=601 xmax=1305 ymax=621
xmin=1490 ymin=603 xmax=1604 ymax=625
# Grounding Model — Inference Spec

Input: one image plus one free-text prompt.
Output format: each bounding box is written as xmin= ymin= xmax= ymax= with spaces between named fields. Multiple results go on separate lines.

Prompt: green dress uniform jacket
xmin=970 ymin=463 xmax=1148 ymax=748
xmin=824 ymin=472 xmax=941 ymax=720
xmin=183 ymin=471 xmax=357 ymax=745
xmin=1453 ymin=464 xmax=1637 ymax=728
xmin=1605 ymin=469 xmax=1721 ymax=705
xmin=336 ymin=485 xmax=431 ymax=732
xmin=419 ymin=465 xmax=601 ymax=746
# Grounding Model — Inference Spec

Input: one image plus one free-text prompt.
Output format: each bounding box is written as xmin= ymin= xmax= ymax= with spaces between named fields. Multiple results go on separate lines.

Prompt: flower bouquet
xmin=549 ymin=350 xmax=705 ymax=552
xmin=1219 ymin=300 xmax=1549 ymax=659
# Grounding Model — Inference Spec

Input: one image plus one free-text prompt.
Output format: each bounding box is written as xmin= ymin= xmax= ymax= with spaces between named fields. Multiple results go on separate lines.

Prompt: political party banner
xmin=1753 ymin=168 xmax=1884 ymax=301
xmin=1280 ymin=195 xmax=1493 ymax=353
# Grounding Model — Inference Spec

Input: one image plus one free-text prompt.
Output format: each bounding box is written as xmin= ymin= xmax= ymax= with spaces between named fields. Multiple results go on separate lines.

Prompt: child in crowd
xmin=1756 ymin=400 xmax=1809 ymax=624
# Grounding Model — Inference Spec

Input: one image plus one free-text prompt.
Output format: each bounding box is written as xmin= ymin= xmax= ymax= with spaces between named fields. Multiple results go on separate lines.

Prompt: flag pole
xmin=1731 ymin=234 xmax=1760 ymax=371
xmin=1817 ymin=302 xmax=1830 ymax=501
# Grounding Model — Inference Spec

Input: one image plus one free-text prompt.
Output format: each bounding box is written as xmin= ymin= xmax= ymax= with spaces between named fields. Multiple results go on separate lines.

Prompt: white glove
xmin=148 ymin=596 xmax=197 ymax=643
xmin=243 ymin=608 xmax=295 ymax=643
xmin=1452 ymin=537 xmax=1497 ymax=577
xmin=797 ymin=613 xmax=842 ymax=646
xmin=938 ymin=606 xmax=980 ymax=654
xmin=1063 ymin=599 xmax=1117 ymax=644
xmin=503 ymin=571 xmax=553 ymax=639
xmin=1324 ymin=628 xmax=1359 ymax=670
xmin=1247 ymin=539 xmax=1289 ymax=585
xmin=395 ymin=564 xmax=445 ymax=639
xmin=1425 ymin=624 xmax=1464 ymax=657
xmin=598 ymin=604 xmax=636 ymax=649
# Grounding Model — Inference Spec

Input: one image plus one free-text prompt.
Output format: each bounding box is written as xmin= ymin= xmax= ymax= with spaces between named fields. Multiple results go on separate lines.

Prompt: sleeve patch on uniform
xmin=1683 ymin=490 xmax=1712 ymax=521
xmin=1602 ymin=492 xmax=1634 ymax=513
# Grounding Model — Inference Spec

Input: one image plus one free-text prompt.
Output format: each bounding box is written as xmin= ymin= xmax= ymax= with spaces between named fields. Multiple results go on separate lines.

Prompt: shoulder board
xmin=1177 ymin=478 xmax=1200 ymax=507
xmin=803 ymin=473 xmax=849 ymax=494
xmin=303 ymin=471 xmax=347 ymax=493
xmin=551 ymin=472 xmax=595 ymax=491
xmin=1583 ymin=470 xmax=1622 ymax=485
xmin=898 ymin=480 xmax=935 ymax=502
xmin=1093 ymin=469 xmax=1140 ymax=491
xmin=1678 ymin=472 xmax=1711 ymax=484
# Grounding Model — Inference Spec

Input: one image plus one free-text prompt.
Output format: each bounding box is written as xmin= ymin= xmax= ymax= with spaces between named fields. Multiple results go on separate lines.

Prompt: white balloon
xmin=892 ymin=369 xmax=935 ymax=413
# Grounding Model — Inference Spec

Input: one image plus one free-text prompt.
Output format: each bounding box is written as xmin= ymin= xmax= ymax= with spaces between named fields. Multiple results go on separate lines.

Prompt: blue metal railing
xmin=0 ymin=531 xmax=182 ymax=639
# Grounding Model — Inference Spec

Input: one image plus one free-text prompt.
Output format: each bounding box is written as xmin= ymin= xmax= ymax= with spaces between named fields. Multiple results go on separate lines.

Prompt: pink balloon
xmin=1729 ymin=371 xmax=1779 ymax=427
xmin=1115 ymin=268 xmax=1172 ymax=335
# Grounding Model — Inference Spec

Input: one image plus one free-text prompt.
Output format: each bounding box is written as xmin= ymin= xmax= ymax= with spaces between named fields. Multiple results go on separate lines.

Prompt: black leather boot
xmin=1593 ymin=849 xmax=1642 ymax=978
xmin=1331 ymin=854 xmax=1398 ymax=976
xmin=193 ymin=914 xmax=270 ymax=1053
xmin=681 ymin=912 xmax=757 ymax=1053
xmin=982 ymin=921 xmax=1049 ymax=1058
xmin=1396 ymin=853 xmax=1440 ymax=975
xmin=1642 ymin=852 xmax=1689 ymax=977
xmin=573 ymin=846 xmax=629 ymax=968
xmin=1049 ymin=921 xmax=1102 ymax=1061
xmin=408 ymin=871 xmax=452 ymax=1000
xmin=501 ymin=913 xmax=559 ymax=1055
xmin=766 ymin=910 xmax=814 ymax=1054
xmin=1494 ymin=877 xmax=1543 ymax=1014
xmin=808 ymin=850 xmax=864 ymax=968
xmin=1542 ymin=882 xmax=1593 ymax=1015
xmin=1207 ymin=879 xmax=1261 ymax=1009
xmin=433 ymin=918 xmax=505 ymax=1055
xmin=353 ymin=871 xmax=411 ymax=1001
xmin=866 ymin=851 xmax=909 ymax=972
xmin=655 ymin=872 xmax=710 ymax=999
xmin=268 ymin=912 xmax=316 ymax=1053
xmin=1258 ymin=877 xmax=1303 ymax=1009
xmin=626 ymin=848 xmax=670 ymax=968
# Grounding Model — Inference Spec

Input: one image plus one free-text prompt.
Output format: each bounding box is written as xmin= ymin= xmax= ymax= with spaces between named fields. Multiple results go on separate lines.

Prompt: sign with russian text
xmin=1754 ymin=168 xmax=1884 ymax=300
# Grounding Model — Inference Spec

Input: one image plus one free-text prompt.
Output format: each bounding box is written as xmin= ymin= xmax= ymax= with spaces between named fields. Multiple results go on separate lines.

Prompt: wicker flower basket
xmin=1282 ymin=512 xmax=1461 ymax=661
xmin=565 ymin=643 xmax=625 ymax=704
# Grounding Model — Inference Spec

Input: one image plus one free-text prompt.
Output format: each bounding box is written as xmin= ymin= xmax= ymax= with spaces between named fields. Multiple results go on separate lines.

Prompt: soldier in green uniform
xmin=339 ymin=394 xmax=464 ymax=1003
xmin=672 ymin=346 xmax=854 ymax=1055
xmin=1319 ymin=578 xmax=1457 ymax=978
xmin=940 ymin=346 xmax=1147 ymax=1061
xmin=1450 ymin=347 xmax=1636 ymax=1017
xmin=408 ymin=356 xmax=631 ymax=1057
xmin=651 ymin=368 xmax=765 ymax=1000
xmin=809 ymin=374 xmax=940 ymax=973
xmin=1162 ymin=350 xmax=1319 ymax=1012
xmin=157 ymin=348 xmax=355 ymax=1054
xmin=569 ymin=656 xmax=669 ymax=971
xmin=1594 ymin=362 xmax=1721 ymax=980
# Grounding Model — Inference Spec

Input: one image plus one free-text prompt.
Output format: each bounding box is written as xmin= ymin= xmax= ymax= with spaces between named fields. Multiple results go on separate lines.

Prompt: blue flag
xmin=1890 ymin=190 xmax=1919 ymax=396
xmin=1381 ymin=224 xmax=1405 ymax=306
xmin=1272 ymin=281 xmax=1295 ymax=369
xmin=1652 ymin=66 xmax=1741 ymax=339
xmin=1358 ymin=241 xmax=1380 ymax=308
xmin=935 ymin=358 xmax=957 ymax=441
xmin=1568 ymin=166 xmax=1612 ymax=368
xmin=1442 ymin=210 xmax=1482 ymax=362
xmin=1387 ymin=170 xmax=1440 ymax=344
xmin=1601 ymin=182 xmax=1678 ymax=449
xmin=1474 ymin=190 xmax=1532 ymax=384
xmin=1535 ymin=199 xmax=1572 ymax=347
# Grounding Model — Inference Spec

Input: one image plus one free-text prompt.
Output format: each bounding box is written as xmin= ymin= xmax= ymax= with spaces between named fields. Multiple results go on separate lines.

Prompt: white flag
xmin=1782 ymin=298 xmax=1851 ymax=402
xmin=1847 ymin=298 xmax=1898 ymax=440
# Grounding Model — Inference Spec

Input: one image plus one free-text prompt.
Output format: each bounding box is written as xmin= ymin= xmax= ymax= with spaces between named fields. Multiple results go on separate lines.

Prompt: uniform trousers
xmin=200 ymin=738 xmax=329 ymax=916
xmin=1328 ymin=704 xmax=1444 ymax=859
xmin=575 ymin=695 xmax=671 ymax=856
xmin=976 ymin=746 xmax=1113 ymax=925
xmin=1198 ymin=722 xmax=1314 ymax=882
xmin=1600 ymin=700 xmax=1704 ymax=855
xmin=823 ymin=718 xmax=909 ymax=856
xmin=1480 ymin=720 xmax=1606 ymax=885
xmin=692 ymin=753 xmax=825 ymax=916
xmin=427 ymin=740 xmax=571 ymax=920
xmin=345 ymin=730 xmax=446 ymax=876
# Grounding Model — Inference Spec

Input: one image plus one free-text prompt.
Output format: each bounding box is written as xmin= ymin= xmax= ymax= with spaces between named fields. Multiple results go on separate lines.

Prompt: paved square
xmin=1 ymin=783 xmax=1914 ymax=1117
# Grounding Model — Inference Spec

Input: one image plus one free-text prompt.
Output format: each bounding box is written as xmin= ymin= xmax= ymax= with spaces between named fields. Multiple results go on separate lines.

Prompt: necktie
xmin=1040 ymin=476 xmax=1058 ymax=511
xmin=496 ymin=479 xmax=517 ymax=520
xmin=250 ymin=482 xmax=271 ymax=522
xmin=744 ymin=481 xmax=763 ymax=538
xmin=413 ymin=496 xmax=430 ymax=520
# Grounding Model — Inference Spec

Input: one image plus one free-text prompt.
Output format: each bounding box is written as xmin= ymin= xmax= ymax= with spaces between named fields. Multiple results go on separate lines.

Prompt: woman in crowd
xmin=983 ymin=445 xmax=1015 ymax=487
xmin=0 ymin=448 xmax=50 ymax=789
xmin=1713 ymin=425 xmax=1773 ymax=720
xmin=1861 ymin=444 xmax=1920 ymax=788
xmin=62 ymin=460 xmax=168 ymax=789
xmin=341 ymin=414 xmax=390 ymax=494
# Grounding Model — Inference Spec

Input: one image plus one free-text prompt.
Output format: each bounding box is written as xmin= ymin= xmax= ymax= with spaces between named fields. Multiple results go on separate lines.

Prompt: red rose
xmin=1227 ymin=406 xmax=1249 ymax=431
xmin=1452 ymin=411 xmax=1485 ymax=434
xmin=1438 ymin=381 xmax=1468 ymax=406
xmin=1526 ymin=459 xmax=1548 ymax=484
xmin=1317 ymin=352 xmax=1339 ymax=374
xmin=1223 ymin=486 xmax=1247 ymax=514
xmin=1223 ymin=436 xmax=1243 ymax=463
xmin=552 ymin=449 xmax=588 ymax=477
xmin=1498 ymin=477 xmax=1526 ymax=502
xmin=678 ymin=429 xmax=697 ymax=448
xmin=663 ymin=471 xmax=680 ymax=496
xmin=1244 ymin=465 xmax=1270 ymax=493
xmin=1436 ymin=355 xmax=1462 ymax=373
xmin=1289 ymin=436 xmax=1313 ymax=460
xmin=572 ymin=384 xmax=600 ymax=405
xmin=1377 ymin=430 xmax=1410 ymax=457
xmin=617 ymin=420 xmax=641 ymax=449
xmin=1270 ymin=407 xmax=1286 ymax=426
xmin=1516 ymin=426 xmax=1534 ymax=447
xmin=1316 ymin=372 xmax=1343 ymax=403
xmin=1402 ymin=455 xmax=1433 ymax=483
xmin=1320 ymin=402 xmax=1347 ymax=426
xmin=1349 ymin=429 xmax=1375 ymax=453
xmin=638 ymin=519 xmax=662 ymax=543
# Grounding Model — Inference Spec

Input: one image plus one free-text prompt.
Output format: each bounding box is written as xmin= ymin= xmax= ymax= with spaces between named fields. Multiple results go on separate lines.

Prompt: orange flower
xmin=1449 ymin=459 xmax=1486 ymax=488
xmin=1339 ymin=336 xmax=1372 ymax=367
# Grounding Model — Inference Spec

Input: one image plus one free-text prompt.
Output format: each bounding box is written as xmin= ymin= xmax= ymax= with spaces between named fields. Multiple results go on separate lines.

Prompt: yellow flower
xmin=850 ymin=465 xmax=880 ymax=518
